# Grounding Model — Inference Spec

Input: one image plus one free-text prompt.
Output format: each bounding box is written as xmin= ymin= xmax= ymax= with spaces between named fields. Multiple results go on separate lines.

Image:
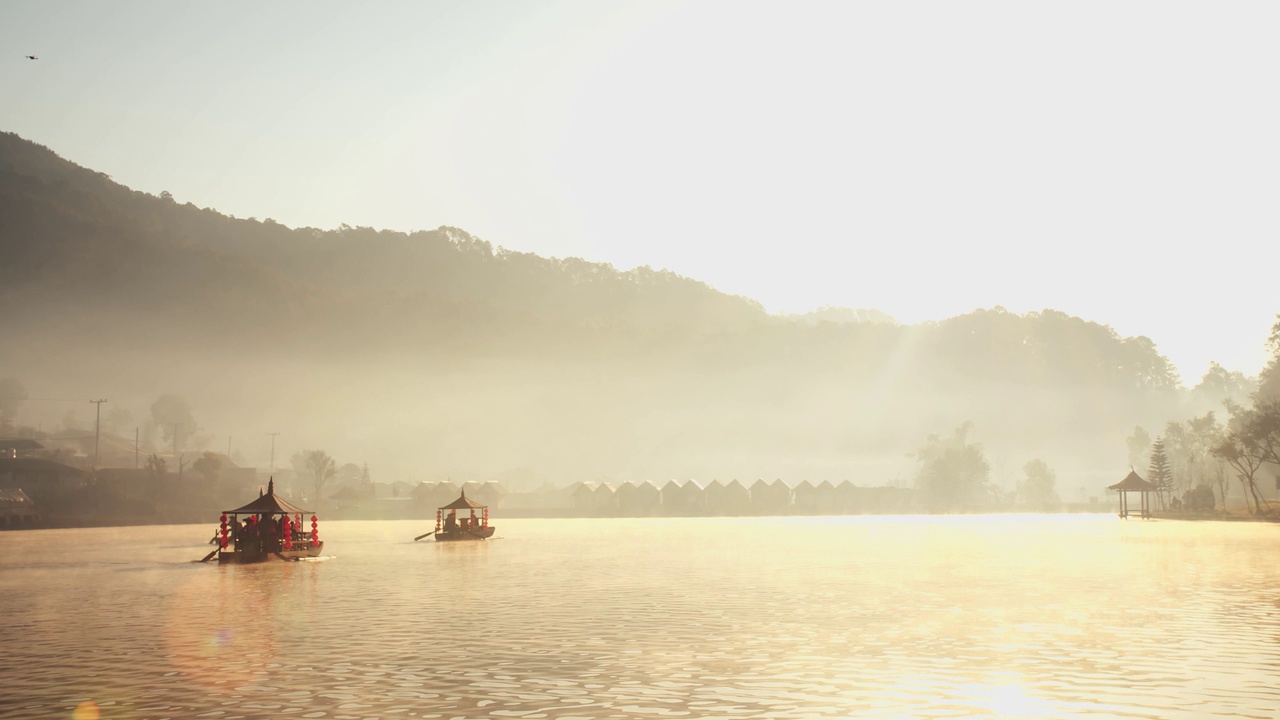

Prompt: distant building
xmin=568 ymin=482 xmax=616 ymax=513
xmin=616 ymin=480 xmax=661 ymax=516
xmin=0 ymin=488 xmax=38 ymax=527
xmin=661 ymin=479 xmax=705 ymax=516
xmin=0 ymin=438 xmax=45 ymax=460
xmin=705 ymin=479 xmax=751 ymax=515
xmin=0 ymin=457 xmax=90 ymax=503
xmin=475 ymin=481 xmax=507 ymax=509
xmin=750 ymin=478 xmax=791 ymax=514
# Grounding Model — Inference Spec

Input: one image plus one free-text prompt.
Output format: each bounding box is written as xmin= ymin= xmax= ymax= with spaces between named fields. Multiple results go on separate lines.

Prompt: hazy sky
xmin=3 ymin=1 xmax=1278 ymax=382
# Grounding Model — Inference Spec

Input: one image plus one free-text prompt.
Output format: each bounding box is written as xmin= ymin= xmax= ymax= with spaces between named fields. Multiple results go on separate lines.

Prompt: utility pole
xmin=89 ymin=399 xmax=107 ymax=466
xmin=267 ymin=432 xmax=280 ymax=477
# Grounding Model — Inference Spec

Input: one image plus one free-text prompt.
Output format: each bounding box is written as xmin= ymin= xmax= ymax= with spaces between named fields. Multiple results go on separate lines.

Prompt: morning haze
xmin=0 ymin=130 xmax=1269 ymax=505
xmin=7 ymin=4 xmax=1280 ymax=720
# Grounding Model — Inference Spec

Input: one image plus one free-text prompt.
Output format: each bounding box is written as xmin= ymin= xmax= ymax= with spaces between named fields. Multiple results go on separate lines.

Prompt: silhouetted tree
xmin=304 ymin=450 xmax=336 ymax=504
xmin=1212 ymin=429 xmax=1268 ymax=515
xmin=1254 ymin=314 xmax=1280 ymax=402
xmin=150 ymin=394 xmax=196 ymax=452
xmin=146 ymin=453 xmax=167 ymax=481
xmin=913 ymin=422 xmax=993 ymax=512
xmin=192 ymin=452 xmax=221 ymax=485
xmin=1126 ymin=426 xmax=1151 ymax=470
xmin=1148 ymin=437 xmax=1172 ymax=509
xmin=1018 ymin=458 xmax=1060 ymax=511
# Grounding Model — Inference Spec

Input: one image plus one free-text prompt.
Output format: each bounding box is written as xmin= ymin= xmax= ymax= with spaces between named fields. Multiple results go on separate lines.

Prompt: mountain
xmin=0 ymin=131 xmax=1190 ymax=490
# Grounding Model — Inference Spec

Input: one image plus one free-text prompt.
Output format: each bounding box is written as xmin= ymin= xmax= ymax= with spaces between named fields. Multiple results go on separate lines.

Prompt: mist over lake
xmin=3 ymin=516 xmax=1278 ymax=720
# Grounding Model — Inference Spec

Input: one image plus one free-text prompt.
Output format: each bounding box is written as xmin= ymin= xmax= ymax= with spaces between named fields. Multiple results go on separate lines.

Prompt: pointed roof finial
xmin=268 ymin=477 xmax=275 ymax=495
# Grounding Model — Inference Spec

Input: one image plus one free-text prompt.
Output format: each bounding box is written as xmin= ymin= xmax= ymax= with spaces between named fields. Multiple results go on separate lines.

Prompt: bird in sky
xmin=26 ymin=55 xmax=38 ymax=60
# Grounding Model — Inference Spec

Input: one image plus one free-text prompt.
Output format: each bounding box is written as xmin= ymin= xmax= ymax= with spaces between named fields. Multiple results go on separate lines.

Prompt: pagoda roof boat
xmin=415 ymin=490 xmax=495 ymax=541
xmin=201 ymin=479 xmax=325 ymax=563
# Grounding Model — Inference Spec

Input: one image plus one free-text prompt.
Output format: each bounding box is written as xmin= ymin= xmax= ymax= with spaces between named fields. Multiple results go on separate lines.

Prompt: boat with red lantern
xmin=415 ymin=490 xmax=494 ymax=541
xmin=203 ymin=479 xmax=325 ymax=563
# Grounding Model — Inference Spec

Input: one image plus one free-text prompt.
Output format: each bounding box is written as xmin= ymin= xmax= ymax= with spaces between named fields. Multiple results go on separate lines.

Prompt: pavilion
xmin=1108 ymin=470 xmax=1156 ymax=519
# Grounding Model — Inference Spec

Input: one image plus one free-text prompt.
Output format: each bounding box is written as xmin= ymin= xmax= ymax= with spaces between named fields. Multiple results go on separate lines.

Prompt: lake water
xmin=1 ymin=515 xmax=1278 ymax=719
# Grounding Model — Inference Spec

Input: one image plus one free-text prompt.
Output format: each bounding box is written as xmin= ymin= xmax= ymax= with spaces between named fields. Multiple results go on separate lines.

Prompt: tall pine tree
xmin=1148 ymin=436 xmax=1173 ymax=509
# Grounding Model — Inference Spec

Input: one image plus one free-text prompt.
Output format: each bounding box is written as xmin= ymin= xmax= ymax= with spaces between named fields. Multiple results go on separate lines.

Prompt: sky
xmin=2 ymin=0 xmax=1278 ymax=383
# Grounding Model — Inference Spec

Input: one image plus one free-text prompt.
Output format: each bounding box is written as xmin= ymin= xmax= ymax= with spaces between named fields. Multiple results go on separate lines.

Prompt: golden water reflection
xmin=1 ymin=515 xmax=1277 ymax=719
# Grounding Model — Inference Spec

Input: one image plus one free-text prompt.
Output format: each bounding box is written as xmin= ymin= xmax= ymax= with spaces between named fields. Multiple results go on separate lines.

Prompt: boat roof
xmin=440 ymin=490 xmax=486 ymax=510
xmin=224 ymin=479 xmax=312 ymax=515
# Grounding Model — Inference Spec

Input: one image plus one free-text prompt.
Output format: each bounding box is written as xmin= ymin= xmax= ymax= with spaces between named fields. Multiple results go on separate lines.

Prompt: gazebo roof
xmin=1108 ymin=470 xmax=1156 ymax=492
xmin=224 ymin=479 xmax=311 ymax=515
xmin=440 ymin=490 xmax=486 ymax=510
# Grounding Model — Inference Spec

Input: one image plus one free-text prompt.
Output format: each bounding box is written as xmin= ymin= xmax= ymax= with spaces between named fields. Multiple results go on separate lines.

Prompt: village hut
xmin=834 ymin=480 xmax=861 ymax=514
xmin=792 ymin=480 xmax=822 ymax=514
xmin=569 ymin=481 xmax=599 ymax=512
xmin=1108 ymin=470 xmax=1157 ymax=519
xmin=476 ymin=481 xmax=507 ymax=509
xmin=594 ymin=482 xmax=619 ymax=514
xmin=616 ymin=480 xmax=661 ymax=516
xmin=705 ymin=479 xmax=751 ymax=515
xmin=661 ymin=479 xmax=706 ymax=516
xmin=750 ymin=478 xmax=791 ymax=514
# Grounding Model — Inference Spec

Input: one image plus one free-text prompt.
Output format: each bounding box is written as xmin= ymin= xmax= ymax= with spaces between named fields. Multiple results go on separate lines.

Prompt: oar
xmin=199 ymin=547 xmax=219 ymax=563
xmin=414 ymin=530 xmax=437 ymax=541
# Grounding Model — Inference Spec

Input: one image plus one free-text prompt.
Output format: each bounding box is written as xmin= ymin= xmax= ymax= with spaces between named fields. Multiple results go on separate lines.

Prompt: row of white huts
xmin=410 ymin=479 xmax=913 ymax=516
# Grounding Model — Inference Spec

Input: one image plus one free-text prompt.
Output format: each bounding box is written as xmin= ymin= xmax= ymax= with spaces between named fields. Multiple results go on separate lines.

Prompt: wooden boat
xmin=202 ymin=479 xmax=325 ymax=563
xmin=415 ymin=490 xmax=495 ymax=541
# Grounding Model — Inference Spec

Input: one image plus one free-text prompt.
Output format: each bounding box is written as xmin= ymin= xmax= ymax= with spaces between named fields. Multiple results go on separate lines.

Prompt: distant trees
xmin=303 ymin=450 xmax=336 ymax=504
xmin=1126 ymin=426 xmax=1151 ymax=470
xmin=1255 ymin=315 xmax=1280 ymax=402
xmin=150 ymin=394 xmax=196 ymax=452
xmin=912 ymin=422 xmax=993 ymax=512
xmin=192 ymin=452 xmax=221 ymax=485
xmin=1207 ymin=397 xmax=1280 ymax=515
xmin=146 ymin=453 xmax=167 ymax=481
xmin=1017 ymin=459 xmax=1060 ymax=511
xmin=1162 ymin=412 xmax=1224 ymax=494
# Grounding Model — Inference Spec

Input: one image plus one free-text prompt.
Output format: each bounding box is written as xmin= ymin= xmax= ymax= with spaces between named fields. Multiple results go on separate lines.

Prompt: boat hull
xmin=435 ymin=527 xmax=495 ymax=542
xmin=218 ymin=542 xmax=325 ymax=564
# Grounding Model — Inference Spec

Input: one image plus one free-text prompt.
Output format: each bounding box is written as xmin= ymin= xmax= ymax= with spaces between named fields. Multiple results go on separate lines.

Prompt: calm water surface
xmin=1 ymin=515 xmax=1277 ymax=719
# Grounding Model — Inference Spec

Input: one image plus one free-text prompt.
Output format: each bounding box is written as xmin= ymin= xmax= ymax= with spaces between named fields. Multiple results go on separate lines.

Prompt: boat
xmin=415 ymin=490 xmax=495 ymax=541
xmin=202 ymin=479 xmax=325 ymax=563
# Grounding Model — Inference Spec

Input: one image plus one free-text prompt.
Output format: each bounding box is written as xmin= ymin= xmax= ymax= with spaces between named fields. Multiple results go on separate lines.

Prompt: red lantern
xmin=311 ymin=515 xmax=319 ymax=548
xmin=219 ymin=514 xmax=229 ymax=548
xmin=282 ymin=516 xmax=292 ymax=549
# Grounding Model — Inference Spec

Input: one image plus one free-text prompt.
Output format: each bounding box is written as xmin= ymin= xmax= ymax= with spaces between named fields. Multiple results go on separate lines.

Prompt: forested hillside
xmin=0 ymin=131 xmax=1221 ymax=490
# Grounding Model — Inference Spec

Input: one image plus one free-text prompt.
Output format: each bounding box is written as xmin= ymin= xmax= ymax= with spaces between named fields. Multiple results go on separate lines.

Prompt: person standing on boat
xmin=444 ymin=510 xmax=458 ymax=532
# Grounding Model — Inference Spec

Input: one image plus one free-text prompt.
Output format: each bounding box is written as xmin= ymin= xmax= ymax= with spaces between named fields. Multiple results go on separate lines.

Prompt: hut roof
xmin=0 ymin=438 xmax=44 ymax=451
xmin=0 ymin=488 xmax=34 ymax=506
xmin=224 ymin=479 xmax=311 ymax=515
xmin=1108 ymin=470 xmax=1156 ymax=491
xmin=440 ymin=490 xmax=486 ymax=510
